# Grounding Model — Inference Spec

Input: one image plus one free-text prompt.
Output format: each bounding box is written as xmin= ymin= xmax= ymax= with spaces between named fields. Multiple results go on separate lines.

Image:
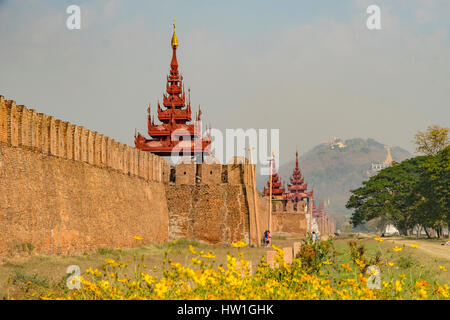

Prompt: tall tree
xmin=422 ymin=146 xmax=450 ymax=238
xmin=347 ymin=157 xmax=429 ymax=235
xmin=414 ymin=125 xmax=449 ymax=156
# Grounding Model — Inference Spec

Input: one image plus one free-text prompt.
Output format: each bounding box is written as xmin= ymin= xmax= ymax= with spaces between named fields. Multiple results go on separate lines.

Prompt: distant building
xmin=287 ymin=151 xmax=313 ymax=210
xmin=263 ymin=157 xmax=287 ymax=200
xmin=322 ymin=137 xmax=346 ymax=150
xmin=383 ymin=224 xmax=399 ymax=235
xmin=367 ymin=146 xmax=393 ymax=176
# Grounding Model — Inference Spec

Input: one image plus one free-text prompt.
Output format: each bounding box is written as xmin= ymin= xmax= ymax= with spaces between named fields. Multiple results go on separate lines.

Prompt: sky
xmin=1 ymin=0 xmax=449 ymax=166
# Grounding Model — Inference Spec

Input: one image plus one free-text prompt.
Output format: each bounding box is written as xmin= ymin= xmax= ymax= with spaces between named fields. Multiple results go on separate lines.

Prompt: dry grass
xmin=1 ymin=235 xmax=448 ymax=299
xmin=0 ymin=237 xmax=301 ymax=299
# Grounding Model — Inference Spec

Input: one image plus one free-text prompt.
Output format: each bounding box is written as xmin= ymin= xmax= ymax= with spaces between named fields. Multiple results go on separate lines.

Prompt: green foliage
xmin=296 ymin=235 xmax=335 ymax=273
xmin=97 ymin=248 xmax=117 ymax=255
xmin=12 ymin=271 xmax=50 ymax=288
xmin=414 ymin=125 xmax=449 ymax=156
xmin=347 ymin=146 xmax=450 ymax=237
xmin=347 ymin=156 xmax=428 ymax=234
xmin=422 ymin=146 xmax=450 ymax=216
xmin=347 ymin=240 xmax=381 ymax=273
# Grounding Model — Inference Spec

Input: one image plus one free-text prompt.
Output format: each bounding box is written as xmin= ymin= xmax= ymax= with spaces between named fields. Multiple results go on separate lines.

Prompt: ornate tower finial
xmin=383 ymin=145 xmax=393 ymax=166
xmin=134 ymin=21 xmax=211 ymax=157
xmin=171 ymin=18 xmax=179 ymax=48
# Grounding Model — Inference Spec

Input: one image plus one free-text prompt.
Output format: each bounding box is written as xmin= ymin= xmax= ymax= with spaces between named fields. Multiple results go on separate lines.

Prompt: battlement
xmin=171 ymin=161 xmax=254 ymax=186
xmin=270 ymin=199 xmax=307 ymax=214
xmin=0 ymin=95 xmax=171 ymax=183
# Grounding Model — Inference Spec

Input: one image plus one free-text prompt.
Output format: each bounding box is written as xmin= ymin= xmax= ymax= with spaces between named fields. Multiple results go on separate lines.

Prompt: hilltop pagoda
xmin=287 ymin=151 xmax=313 ymax=208
xmin=263 ymin=158 xmax=287 ymax=200
xmin=134 ymin=21 xmax=211 ymax=157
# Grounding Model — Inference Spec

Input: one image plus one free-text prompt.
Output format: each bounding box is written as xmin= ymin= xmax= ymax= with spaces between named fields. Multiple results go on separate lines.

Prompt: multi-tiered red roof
xmin=263 ymin=158 xmax=287 ymax=199
xmin=134 ymin=22 xmax=211 ymax=157
xmin=287 ymin=151 xmax=313 ymax=203
xmin=312 ymin=199 xmax=325 ymax=218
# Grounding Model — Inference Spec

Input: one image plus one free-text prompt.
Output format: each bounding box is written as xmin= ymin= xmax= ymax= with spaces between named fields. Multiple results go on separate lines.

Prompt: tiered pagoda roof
xmin=263 ymin=158 xmax=287 ymax=199
xmin=312 ymin=199 xmax=326 ymax=217
xmin=134 ymin=21 xmax=211 ymax=157
xmin=287 ymin=151 xmax=313 ymax=203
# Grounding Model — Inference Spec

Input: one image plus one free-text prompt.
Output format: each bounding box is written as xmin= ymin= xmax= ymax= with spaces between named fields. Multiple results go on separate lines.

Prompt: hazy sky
xmin=1 ymin=0 xmax=449 ymax=166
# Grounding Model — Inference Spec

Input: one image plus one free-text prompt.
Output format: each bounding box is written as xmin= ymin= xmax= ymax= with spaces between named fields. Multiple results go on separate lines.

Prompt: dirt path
xmin=384 ymin=238 xmax=450 ymax=261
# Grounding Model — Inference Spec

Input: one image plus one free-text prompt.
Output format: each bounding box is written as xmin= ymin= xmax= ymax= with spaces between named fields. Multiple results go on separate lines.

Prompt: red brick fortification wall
xmin=250 ymin=193 xmax=307 ymax=240
xmin=166 ymin=185 xmax=250 ymax=245
xmin=272 ymin=212 xmax=307 ymax=238
xmin=0 ymin=144 xmax=169 ymax=256
xmin=0 ymin=95 xmax=170 ymax=256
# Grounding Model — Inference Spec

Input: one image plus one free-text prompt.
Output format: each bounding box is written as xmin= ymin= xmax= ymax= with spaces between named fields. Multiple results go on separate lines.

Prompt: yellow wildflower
xmin=104 ymin=258 xmax=117 ymax=266
xmin=417 ymin=287 xmax=428 ymax=300
xmin=154 ymin=281 xmax=168 ymax=297
xmin=394 ymin=280 xmax=402 ymax=293
xmin=347 ymin=279 xmax=357 ymax=286
xmin=188 ymin=245 xmax=197 ymax=254
xmin=201 ymin=251 xmax=216 ymax=259
xmin=341 ymin=264 xmax=352 ymax=271
xmin=355 ymin=258 xmax=366 ymax=269
xmin=231 ymin=240 xmax=248 ymax=248
xmin=142 ymin=273 xmax=154 ymax=285
xmin=321 ymin=285 xmax=333 ymax=296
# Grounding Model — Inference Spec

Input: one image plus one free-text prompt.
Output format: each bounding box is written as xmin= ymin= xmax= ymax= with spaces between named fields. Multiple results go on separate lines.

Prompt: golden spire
xmin=383 ymin=146 xmax=393 ymax=165
xmin=171 ymin=18 xmax=179 ymax=48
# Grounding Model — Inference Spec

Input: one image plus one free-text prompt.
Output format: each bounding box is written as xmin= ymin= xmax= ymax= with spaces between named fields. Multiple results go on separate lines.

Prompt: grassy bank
xmin=0 ymin=236 xmax=448 ymax=300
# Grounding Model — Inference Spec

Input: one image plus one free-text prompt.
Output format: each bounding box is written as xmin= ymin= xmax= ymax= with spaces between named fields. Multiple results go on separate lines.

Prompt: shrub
xmin=296 ymin=234 xmax=335 ymax=273
xmin=348 ymin=240 xmax=381 ymax=274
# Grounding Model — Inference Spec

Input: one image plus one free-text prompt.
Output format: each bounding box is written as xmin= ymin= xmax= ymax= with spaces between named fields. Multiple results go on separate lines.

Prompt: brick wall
xmin=166 ymin=184 xmax=250 ymax=245
xmin=0 ymin=95 xmax=175 ymax=256
xmin=272 ymin=212 xmax=307 ymax=238
xmin=0 ymin=95 xmax=305 ymax=254
xmin=0 ymin=144 xmax=169 ymax=256
xmin=0 ymin=95 xmax=171 ymax=182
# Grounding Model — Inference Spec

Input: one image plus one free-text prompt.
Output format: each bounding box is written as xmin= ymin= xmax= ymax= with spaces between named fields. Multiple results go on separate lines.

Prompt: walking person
xmin=264 ymin=230 xmax=271 ymax=247
xmin=312 ymin=231 xmax=317 ymax=243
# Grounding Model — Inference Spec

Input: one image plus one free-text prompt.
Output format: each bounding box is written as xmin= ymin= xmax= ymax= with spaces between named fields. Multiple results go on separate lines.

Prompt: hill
xmin=256 ymin=138 xmax=412 ymax=217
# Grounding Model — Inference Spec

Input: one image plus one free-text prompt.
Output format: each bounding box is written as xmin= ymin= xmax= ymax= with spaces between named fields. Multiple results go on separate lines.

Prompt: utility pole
xmin=268 ymin=152 xmax=275 ymax=235
xmin=309 ymin=197 xmax=312 ymax=234
xmin=246 ymin=147 xmax=261 ymax=247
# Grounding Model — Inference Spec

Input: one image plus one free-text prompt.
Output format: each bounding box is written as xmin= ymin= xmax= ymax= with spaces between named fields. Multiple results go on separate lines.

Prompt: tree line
xmin=347 ymin=125 xmax=449 ymax=238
